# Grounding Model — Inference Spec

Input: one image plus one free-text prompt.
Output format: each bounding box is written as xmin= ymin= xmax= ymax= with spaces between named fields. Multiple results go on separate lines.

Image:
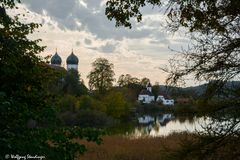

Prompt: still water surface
xmin=127 ymin=114 xmax=210 ymax=138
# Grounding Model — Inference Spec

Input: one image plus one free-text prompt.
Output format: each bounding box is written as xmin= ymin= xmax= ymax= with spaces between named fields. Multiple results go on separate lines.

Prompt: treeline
xmin=49 ymin=57 xmax=240 ymax=128
xmin=49 ymin=58 xmax=157 ymax=128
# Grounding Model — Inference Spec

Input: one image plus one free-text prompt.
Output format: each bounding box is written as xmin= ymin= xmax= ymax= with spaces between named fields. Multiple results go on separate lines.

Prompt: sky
xmin=17 ymin=0 xmax=192 ymax=86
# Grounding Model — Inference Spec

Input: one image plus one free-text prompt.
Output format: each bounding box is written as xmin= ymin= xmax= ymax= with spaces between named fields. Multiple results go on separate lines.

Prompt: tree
xmin=88 ymin=58 xmax=115 ymax=94
xmin=102 ymin=91 xmax=130 ymax=119
xmin=47 ymin=66 xmax=67 ymax=94
xmin=0 ymin=1 xmax=102 ymax=159
xmin=78 ymin=95 xmax=107 ymax=112
xmin=48 ymin=68 xmax=88 ymax=96
xmin=117 ymin=74 xmax=140 ymax=87
xmin=152 ymin=83 xmax=160 ymax=98
xmin=117 ymin=74 xmax=142 ymax=97
xmin=63 ymin=69 xmax=88 ymax=96
xmin=58 ymin=94 xmax=79 ymax=112
xmin=140 ymin=77 xmax=150 ymax=87
xmin=117 ymin=74 xmax=129 ymax=87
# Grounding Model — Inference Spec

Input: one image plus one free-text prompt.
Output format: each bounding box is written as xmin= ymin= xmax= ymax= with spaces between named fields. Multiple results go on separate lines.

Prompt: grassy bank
xmin=77 ymin=132 xmax=194 ymax=160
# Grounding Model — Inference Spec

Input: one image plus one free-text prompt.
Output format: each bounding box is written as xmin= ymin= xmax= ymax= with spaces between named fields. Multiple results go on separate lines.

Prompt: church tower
xmin=146 ymin=82 xmax=152 ymax=92
xmin=66 ymin=51 xmax=79 ymax=71
xmin=50 ymin=51 xmax=62 ymax=67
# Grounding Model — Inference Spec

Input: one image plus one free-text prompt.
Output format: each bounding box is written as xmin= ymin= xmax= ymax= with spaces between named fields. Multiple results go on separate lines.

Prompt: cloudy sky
xmin=17 ymin=0 xmax=192 ymax=86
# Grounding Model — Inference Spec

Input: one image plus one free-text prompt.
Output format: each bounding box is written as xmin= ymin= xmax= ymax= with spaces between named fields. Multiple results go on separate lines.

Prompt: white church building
xmin=138 ymin=83 xmax=155 ymax=104
xmin=156 ymin=95 xmax=174 ymax=106
xmin=138 ymin=83 xmax=174 ymax=106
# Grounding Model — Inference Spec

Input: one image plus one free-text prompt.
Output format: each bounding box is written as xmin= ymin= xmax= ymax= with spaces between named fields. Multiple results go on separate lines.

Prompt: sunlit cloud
xmin=17 ymin=0 xmax=192 ymax=86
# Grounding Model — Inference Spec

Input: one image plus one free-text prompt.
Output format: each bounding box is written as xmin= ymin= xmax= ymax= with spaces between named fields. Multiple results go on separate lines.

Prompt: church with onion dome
xmin=50 ymin=50 xmax=79 ymax=71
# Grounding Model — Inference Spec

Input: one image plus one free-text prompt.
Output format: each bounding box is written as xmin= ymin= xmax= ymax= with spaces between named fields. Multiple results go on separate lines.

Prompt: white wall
xmin=138 ymin=95 xmax=155 ymax=104
xmin=162 ymin=100 xmax=174 ymax=106
xmin=67 ymin=64 xmax=78 ymax=71
xmin=147 ymin=87 xmax=152 ymax=92
xmin=51 ymin=64 xmax=61 ymax=67
xmin=156 ymin=96 xmax=174 ymax=106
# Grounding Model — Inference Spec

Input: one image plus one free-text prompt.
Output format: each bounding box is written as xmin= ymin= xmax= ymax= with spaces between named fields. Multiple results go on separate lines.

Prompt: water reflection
xmin=138 ymin=115 xmax=154 ymax=124
xmin=128 ymin=114 xmax=207 ymax=138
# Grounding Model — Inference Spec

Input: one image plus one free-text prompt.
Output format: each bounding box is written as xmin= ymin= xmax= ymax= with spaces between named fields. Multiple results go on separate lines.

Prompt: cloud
xmin=149 ymin=39 xmax=170 ymax=45
xmin=22 ymin=0 xmax=170 ymax=41
xmin=23 ymin=0 xmax=77 ymax=19
xmin=18 ymin=0 xmax=193 ymax=86
xmin=75 ymin=41 xmax=81 ymax=46
xmin=82 ymin=0 xmax=102 ymax=8
xmin=84 ymin=38 xmax=92 ymax=45
xmin=99 ymin=42 xmax=117 ymax=53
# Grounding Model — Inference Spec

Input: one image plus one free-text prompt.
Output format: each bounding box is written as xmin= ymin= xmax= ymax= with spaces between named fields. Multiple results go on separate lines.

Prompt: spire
xmin=146 ymin=82 xmax=152 ymax=92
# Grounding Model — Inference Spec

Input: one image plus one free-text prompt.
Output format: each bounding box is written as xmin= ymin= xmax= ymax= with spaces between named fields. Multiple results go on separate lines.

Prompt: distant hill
xmin=157 ymin=81 xmax=240 ymax=98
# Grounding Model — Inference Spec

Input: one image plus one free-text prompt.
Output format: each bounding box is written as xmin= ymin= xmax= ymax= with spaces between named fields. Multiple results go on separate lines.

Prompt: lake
xmin=126 ymin=114 xmax=211 ymax=138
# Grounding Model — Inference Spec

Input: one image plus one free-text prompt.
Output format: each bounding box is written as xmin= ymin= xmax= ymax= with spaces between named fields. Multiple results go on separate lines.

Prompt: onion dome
xmin=51 ymin=52 xmax=62 ymax=65
xmin=66 ymin=52 xmax=79 ymax=65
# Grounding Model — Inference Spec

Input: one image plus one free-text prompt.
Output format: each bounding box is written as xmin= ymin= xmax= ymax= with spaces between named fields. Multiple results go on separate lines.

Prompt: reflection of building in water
xmin=158 ymin=114 xmax=172 ymax=126
xmin=130 ymin=115 xmax=204 ymax=138
xmin=138 ymin=115 xmax=155 ymax=124
xmin=138 ymin=114 xmax=173 ymax=126
xmin=135 ymin=114 xmax=174 ymax=137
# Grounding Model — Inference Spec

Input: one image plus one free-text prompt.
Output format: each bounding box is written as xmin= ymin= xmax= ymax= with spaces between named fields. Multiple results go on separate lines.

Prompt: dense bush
xmin=79 ymin=95 xmax=106 ymax=112
xmin=102 ymin=91 xmax=131 ymax=119
xmin=58 ymin=95 xmax=79 ymax=112
xmin=59 ymin=111 xmax=79 ymax=126
xmin=77 ymin=110 xmax=116 ymax=128
xmin=60 ymin=110 xmax=116 ymax=128
xmin=58 ymin=90 xmax=133 ymax=127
